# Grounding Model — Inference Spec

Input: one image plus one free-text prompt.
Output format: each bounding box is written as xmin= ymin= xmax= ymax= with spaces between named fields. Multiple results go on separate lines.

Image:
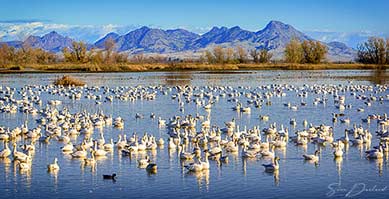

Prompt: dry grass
xmin=236 ymin=63 xmax=388 ymax=70
xmin=53 ymin=75 xmax=86 ymax=86
xmin=1 ymin=63 xmax=388 ymax=73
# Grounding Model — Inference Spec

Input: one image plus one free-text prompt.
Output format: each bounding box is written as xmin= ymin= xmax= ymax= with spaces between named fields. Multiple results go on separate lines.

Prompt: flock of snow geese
xmin=0 ymin=82 xmax=388 ymax=180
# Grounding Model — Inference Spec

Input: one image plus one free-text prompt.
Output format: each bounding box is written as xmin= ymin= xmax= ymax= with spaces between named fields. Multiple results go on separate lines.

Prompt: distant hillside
xmin=23 ymin=31 xmax=74 ymax=52
xmin=96 ymin=26 xmax=200 ymax=53
xmin=94 ymin=20 xmax=356 ymax=61
xmin=1 ymin=21 xmax=356 ymax=61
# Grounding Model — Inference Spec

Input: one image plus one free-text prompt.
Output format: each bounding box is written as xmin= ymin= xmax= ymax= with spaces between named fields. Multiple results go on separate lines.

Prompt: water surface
xmin=0 ymin=70 xmax=388 ymax=199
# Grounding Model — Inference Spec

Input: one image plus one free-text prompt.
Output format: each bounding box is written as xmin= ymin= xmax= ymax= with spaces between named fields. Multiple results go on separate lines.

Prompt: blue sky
xmin=0 ymin=0 xmax=388 ymax=33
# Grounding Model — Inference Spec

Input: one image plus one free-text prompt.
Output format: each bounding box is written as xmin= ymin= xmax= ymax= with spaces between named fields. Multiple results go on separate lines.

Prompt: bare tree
xmin=250 ymin=49 xmax=259 ymax=63
xmin=357 ymin=37 xmax=388 ymax=64
xmin=104 ymin=38 xmax=116 ymax=64
xmin=63 ymin=41 xmax=88 ymax=63
xmin=259 ymin=49 xmax=272 ymax=63
xmin=285 ymin=39 xmax=327 ymax=64
xmin=386 ymin=38 xmax=389 ymax=64
xmin=301 ymin=40 xmax=327 ymax=64
xmin=132 ymin=53 xmax=145 ymax=63
xmin=213 ymin=46 xmax=225 ymax=64
xmin=0 ymin=44 xmax=14 ymax=67
xmin=284 ymin=38 xmax=304 ymax=63
xmin=236 ymin=46 xmax=247 ymax=63
xmin=225 ymin=48 xmax=234 ymax=63
xmin=204 ymin=50 xmax=214 ymax=64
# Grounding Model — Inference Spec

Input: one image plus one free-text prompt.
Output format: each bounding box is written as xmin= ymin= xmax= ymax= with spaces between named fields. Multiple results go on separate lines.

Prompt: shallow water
xmin=0 ymin=70 xmax=388 ymax=199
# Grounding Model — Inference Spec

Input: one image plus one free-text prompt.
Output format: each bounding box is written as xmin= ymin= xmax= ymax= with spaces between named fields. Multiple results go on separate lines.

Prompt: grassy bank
xmin=0 ymin=63 xmax=388 ymax=73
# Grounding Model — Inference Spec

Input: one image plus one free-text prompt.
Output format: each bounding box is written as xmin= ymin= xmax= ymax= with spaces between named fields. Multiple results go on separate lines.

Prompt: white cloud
xmin=304 ymin=30 xmax=388 ymax=48
xmin=0 ymin=22 xmax=139 ymax=43
xmin=0 ymin=21 xmax=215 ymax=43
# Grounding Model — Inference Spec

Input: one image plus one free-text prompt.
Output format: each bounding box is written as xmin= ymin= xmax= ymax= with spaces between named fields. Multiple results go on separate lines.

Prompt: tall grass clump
xmin=53 ymin=75 xmax=85 ymax=86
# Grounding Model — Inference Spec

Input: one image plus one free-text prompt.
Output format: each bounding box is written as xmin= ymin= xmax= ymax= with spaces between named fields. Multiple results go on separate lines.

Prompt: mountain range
xmin=1 ymin=20 xmax=356 ymax=62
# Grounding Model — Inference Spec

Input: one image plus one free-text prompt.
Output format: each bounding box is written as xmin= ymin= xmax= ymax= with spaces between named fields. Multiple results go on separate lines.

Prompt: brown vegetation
xmin=202 ymin=46 xmax=272 ymax=64
xmin=0 ymin=43 xmax=56 ymax=68
xmin=0 ymin=38 xmax=388 ymax=73
xmin=284 ymin=39 xmax=327 ymax=64
xmin=249 ymin=49 xmax=273 ymax=64
xmin=357 ymin=37 xmax=389 ymax=65
xmin=53 ymin=75 xmax=86 ymax=86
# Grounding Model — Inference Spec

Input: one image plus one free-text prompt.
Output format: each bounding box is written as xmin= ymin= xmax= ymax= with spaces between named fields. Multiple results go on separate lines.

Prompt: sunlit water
xmin=0 ymin=70 xmax=388 ymax=199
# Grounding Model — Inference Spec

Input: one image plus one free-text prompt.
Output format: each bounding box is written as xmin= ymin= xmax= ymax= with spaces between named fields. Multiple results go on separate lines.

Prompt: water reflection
xmin=50 ymin=169 xmax=59 ymax=191
xmin=376 ymin=158 xmax=383 ymax=176
xmin=369 ymin=69 xmax=388 ymax=85
xmin=187 ymin=170 xmax=209 ymax=191
xmin=164 ymin=72 xmax=193 ymax=86
xmin=242 ymin=158 xmax=247 ymax=176
xmin=264 ymin=169 xmax=279 ymax=186
xmin=334 ymin=157 xmax=343 ymax=176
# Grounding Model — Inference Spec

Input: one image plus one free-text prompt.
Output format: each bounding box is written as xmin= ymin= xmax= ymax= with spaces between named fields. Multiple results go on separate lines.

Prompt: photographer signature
xmin=327 ymin=183 xmax=387 ymax=197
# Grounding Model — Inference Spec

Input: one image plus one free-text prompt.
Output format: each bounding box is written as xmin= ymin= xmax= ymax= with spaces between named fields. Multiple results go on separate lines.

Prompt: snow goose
xmin=262 ymin=156 xmax=280 ymax=172
xmin=47 ymin=157 xmax=60 ymax=171
xmin=0 ymin=141 xmax=11 ymax=158
xmin=303 ymin=150 xmax=320 ymax=162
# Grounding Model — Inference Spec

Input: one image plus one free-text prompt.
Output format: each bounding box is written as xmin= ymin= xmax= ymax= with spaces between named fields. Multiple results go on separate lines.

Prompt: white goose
xmin=366 ymin=146 xmax=384 ymax=159
xmin=339 ymin=130 xmax=349 ymax=144
xmin=200 ymin=152 xmax=210 ymax=170
xmin=179 ymin=144 xmax=194 ymax=160
xmin=84 ymin=151 xmax=96 ymax=165
xmin=303 ymin=150 xmax=320 ymax=162
xmin=47 ymin=157 xmax=60 ymax=171
xmin=138 ymin=156 xmax=150 ymax=168
xmin=61 ymin=141 xmax=74 ymax=152
xmin=93 ymin=141 xmax=107 ymax=157
xmin=0 ymin=141 xmax=11 ymax=158
xmin=97 ymin=133 xmax=105 ymax=146
xmin=158 ymin=117 xmax=166 ymax=127
xmin=71 ymin=145 xmax=87 ymax=159
xmin=104 ymin=139 xmax=114 ymax=151
xmin=262 ymin=156 xmax=280 ymax=172
xmin=209 ymin=141 xmax=222 ymax=156
xmin=116 ymin=135 xmax=127 ymax=149
xmin=273 ymin=136 xmax=287 ymax=148
xmin=157 ymin=138 xmax=165 ymax=146
xmin=333 ymin=146 xmax=344 ymax=158
xmin=184 ymin=160 xmax=203 ymax=172
xmin=241 ymin=145 xmax=257 ymax=158
xmin=168 ymin=138 xmax=177 ymax=150
xmin=18 ymin=161 xmax=31 ymax=171
xmin=146 ymin=137 xmax=157 ymax=150
xmin=13 ymin=143 xmax=31 ymax=162
xmin=261 ymin=145 xmax=275 ymax=158
xmin=225 ymin=140 xmax=239 ymax=153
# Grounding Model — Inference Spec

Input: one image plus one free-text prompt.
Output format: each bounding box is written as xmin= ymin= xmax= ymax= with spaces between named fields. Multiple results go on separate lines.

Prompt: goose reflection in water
xmin=375 ymin=158 xmax=384 ymax=176
xmin=334 ymin=156 xmax=343 ymax=176
xmin=185 ymin=170 xmax=209 ymax=192
xmin=264 ymin=169 xmax=280 ymax=186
